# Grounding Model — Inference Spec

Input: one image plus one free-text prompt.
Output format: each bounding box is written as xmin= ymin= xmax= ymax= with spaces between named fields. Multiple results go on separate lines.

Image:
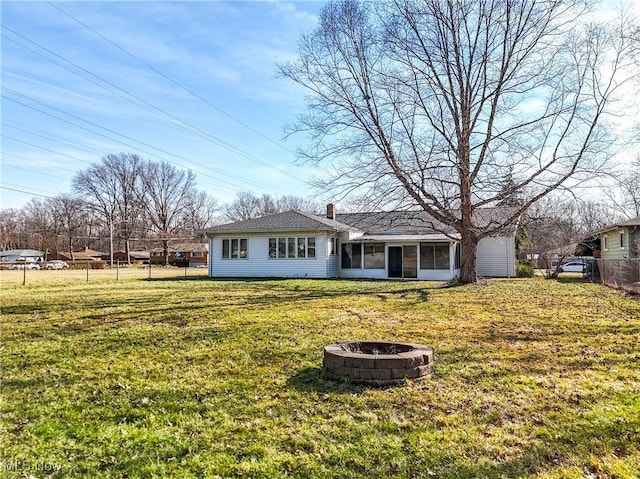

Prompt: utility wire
xmin=0 ymin=185 xmax=55 ymax=199
xmin=47 ymin=1 xmax=296 ymax=156
xmin=2 ymin=24 xmax=308 ymax=185
xmin=1 ymin=182 xmax=58 ymax=198
xmin=2 ymin=91 xmax=280 ymax=194
xmin=2 ymin=164 xmax=69 ymax=181
xmin=2 ymin=152 xmax=80 ymax=174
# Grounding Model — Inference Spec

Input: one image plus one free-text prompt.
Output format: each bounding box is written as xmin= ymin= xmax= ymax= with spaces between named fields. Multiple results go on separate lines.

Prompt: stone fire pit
xmin=323 ymin=341 xmax=433 ymax=386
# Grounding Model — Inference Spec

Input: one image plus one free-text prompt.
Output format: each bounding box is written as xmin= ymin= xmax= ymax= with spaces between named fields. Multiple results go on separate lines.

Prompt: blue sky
xmin=1 ymin=1 xmax=325 ymax=210
xmin=2 ymin=1 xmax=639 ymax=213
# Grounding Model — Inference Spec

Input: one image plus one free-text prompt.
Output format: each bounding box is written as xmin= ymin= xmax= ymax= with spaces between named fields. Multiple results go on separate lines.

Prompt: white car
xmin=557 ymin=261 xmax=586 ymax=273
xmin=45 ymin=260 xmax=69 ymax=270
xmin=10 ymin=262 xmax=41 ymax=270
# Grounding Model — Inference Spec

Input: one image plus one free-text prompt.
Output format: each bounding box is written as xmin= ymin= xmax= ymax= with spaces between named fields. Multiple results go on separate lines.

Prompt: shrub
xmin=517 ymin=262 xmax=535 ymax=278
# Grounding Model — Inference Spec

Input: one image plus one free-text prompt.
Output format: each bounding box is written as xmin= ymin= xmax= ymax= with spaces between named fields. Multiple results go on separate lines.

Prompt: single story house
xmin=203 ymin=204 xmax=519 ymax=280
xmin=149 ymin=242 xmax=209 ymax=267
xmin=112 ymin=250 xmax=150 ymax=264
xmin=598 ymin=216 xmax=640 ymax=259
xmin=0 ymin=249 xmax=44 ymax=264
xmin=58 ymin=247 xmax=106 ymax=262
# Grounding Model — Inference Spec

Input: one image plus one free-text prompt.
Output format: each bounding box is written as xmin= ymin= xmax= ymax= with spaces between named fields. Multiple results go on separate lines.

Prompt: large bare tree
xmin=73 ymin=153 xmax=144 ymax=264
xmin=140 ymin=161 xmax=197 ymax=265
xmin=279 ymin=0 xmax=637 ymax=282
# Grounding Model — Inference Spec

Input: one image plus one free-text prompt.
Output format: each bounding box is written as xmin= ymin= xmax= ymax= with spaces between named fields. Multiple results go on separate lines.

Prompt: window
xmin=287 ymin=238 xmax=296 ymax=258
xmin=222 ymin=238 xmax=247 ymax=259
xmin=268 ymin=237 xmax=316 ymax=259
xmin=364 ymin=243 xmax=385 ymax=269
xmin=297 ymin=237 xmax=306 ymax=258
xmin=191 ymin=251 xmax=204 ymax=257
xmin=420 ymin=243 xmax=450 ymax=270
xmin=328 ymin=237 xmax=339 ymax=255
xmin=341 ymin=243 xmax=362 ymax=269
xmin=603 ymin=235 xmax=609 ymax=251
xmin=308 ymin=237 xmax=316 ymax=258
xmin=620 ymin=232 xmax=625 ymax=249
xmin=269 ymin=238 xmax=277 ymax=258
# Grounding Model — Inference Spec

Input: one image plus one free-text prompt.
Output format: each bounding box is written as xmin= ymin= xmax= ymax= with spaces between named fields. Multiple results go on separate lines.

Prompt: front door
xmin=388 ymin=246 xmax=403 ymax=278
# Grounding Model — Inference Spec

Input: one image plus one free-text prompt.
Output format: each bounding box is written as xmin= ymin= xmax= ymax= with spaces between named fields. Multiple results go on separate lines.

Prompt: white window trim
xmin=268 ymin=236 xmax=317 ymax=260
xmin=221 ymin=238 xmax=248 ymax=259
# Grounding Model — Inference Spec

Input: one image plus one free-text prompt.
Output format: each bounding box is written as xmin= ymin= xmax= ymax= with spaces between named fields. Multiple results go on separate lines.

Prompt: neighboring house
xmin=0 ymin=249 xmax=44 ymax=264
xmin=58 ymin=247 xmax=105 ymax=262
xmin=598 ymin=217 xmax=640 ymax=260
xmin=203 ymin=204 xmax=519 ymax=280
xmin=112 ymin=250 xmax=150 ymax=265
xmin=149 ymin=243 xmax=209 ymax=267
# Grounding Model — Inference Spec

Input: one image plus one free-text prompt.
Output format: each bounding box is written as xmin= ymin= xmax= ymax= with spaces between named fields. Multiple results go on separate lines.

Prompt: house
xmin=598 ymin=217 xmax=640 ymax=259
xmin=203 ymin=204 xmax=519 ymax=280
xmin=149 ymin=242 xmax=209 ymax=267
xmin=112 ymin=250 xmax=150 ymax=265
xmin=0 ymin=249 xmax=44 ymax=264
xmin=58 ymin=247 xmax=106 ymax=262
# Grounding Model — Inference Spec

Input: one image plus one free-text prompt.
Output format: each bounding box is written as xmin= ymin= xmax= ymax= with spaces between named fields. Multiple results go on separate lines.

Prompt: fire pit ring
xmin=323 ymin=341 xmax=433 ymax=386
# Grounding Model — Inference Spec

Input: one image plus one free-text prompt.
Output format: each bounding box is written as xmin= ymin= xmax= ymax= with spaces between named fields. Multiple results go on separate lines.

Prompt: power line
xmin=2 ymin=91 xmax=278 ymax=194
xmin=2 ymin=164 xmax=69 ymax=181
xmin=47 ymin=1 xmax=297 ymax=157
xmin=0 ymin=183 xmax=58 ymax=198
xmin=2 ymin=24 xmax=308 ymax=185
xmin=2 ymin=152 xmax=79 ymax=174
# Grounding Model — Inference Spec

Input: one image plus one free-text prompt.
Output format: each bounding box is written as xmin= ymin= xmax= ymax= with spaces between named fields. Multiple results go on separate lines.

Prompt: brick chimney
xmin=326 ymin=203 xmax=336 ymax=220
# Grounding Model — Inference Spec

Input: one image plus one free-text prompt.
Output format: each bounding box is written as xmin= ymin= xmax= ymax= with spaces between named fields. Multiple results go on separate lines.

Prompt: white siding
xmin=476 ymin=236 xmax=516 ymax=277
xmin=208 ymin=232 xmax=330 ymax=278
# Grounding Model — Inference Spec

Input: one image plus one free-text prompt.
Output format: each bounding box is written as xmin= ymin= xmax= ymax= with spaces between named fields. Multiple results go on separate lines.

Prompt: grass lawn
xmin=1 ymin=275 xmax=639 ymax=478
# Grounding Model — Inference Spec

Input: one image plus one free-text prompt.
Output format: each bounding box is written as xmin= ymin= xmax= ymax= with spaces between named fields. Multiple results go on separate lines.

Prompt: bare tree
xmin=606 ymin=156 xmax=640 ymax=219
xmin=521 ymin=196 xmax=615 ymax=277
xmin=182 ymin=190 xmax=219 ymax=234
xmin=279 ymin=0 xmax=638 ymax=282
xmin=140 ymin=161 xmax=197 ymax=265
xmin=23 ymin=199 xmax=56 ymax=258
xmin=0 ymin=208 xmax=26 ymax=251
xmin=223 ymin=191 xmax=262 ymax=222
xmin=48 ymin=194 xmax=88 ymax=260
xmin=73 ymin=153 xmax=144 ymax=264
xmin=222 ymin=191 xmax=320 ymax=221
xmin=276 ymin=195 xmax=321 ymax=214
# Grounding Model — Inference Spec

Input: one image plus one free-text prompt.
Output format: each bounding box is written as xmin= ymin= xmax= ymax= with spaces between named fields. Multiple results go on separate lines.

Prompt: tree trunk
xmin=459 ymin=232 xmax=478 ymax=284
xmin=163 ymin=240 xmax=170 ymax=266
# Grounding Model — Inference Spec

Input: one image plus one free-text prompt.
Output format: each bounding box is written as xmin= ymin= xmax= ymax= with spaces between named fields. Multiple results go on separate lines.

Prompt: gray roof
xmin=338 ymin=207 xmax=520 ymax=235
xmin=0 ymin=249 xmax=44 ymax=257
xmin=617 ymin=216 xmax=640 ymax=227
xmin=204 ymin=210 xmax=355 ymax=235
xmin=597 ymin=216 xmax=640 ymax=233
xmin=204 ymin=207 xmax=520 ymax=237
xmin=337 ymin=211 xmax=455 ymax=235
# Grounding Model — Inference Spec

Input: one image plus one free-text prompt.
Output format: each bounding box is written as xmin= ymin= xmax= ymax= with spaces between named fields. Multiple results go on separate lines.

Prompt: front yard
xmin=1 ymin=276 xmax=638 ymax=478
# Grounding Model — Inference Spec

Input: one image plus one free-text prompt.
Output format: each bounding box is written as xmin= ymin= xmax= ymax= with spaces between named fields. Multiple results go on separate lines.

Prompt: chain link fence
xmin=593 ymin=259 xmax=640 ymax=294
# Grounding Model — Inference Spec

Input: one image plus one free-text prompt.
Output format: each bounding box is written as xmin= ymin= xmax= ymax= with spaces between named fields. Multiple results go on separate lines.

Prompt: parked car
xmin=45 ymin=260 xmax=69 ymax=270
xmin=10 ymin=262 xmax=41 ymax=270
xmin=557 ymin=261 xmax=586 ymax=273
